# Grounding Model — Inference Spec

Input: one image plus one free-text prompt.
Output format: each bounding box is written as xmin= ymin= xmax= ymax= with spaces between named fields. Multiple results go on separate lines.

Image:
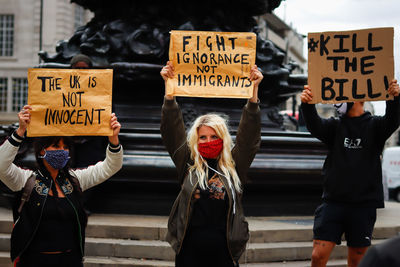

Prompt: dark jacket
xmin=0 ymin=132 xmax=123 ymax=263
xmin=10 ymin=170 xmax=87 ymax=262
xmin=359 ymin=235 xmax=400 ymax=267
xmin=301 ymin=97 xmax=400 ymax=207
xmin=160 ymin=98 xmax=261 ymax=262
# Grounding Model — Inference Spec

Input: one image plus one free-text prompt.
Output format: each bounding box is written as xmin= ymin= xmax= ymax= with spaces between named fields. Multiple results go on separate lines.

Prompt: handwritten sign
xmin=308 ymin=27 xmax=394 ymax=104
xmin=27 ymin=68 xmax=113 ymax=137
xmin=167 ymin=30 xmax=256 ymax=98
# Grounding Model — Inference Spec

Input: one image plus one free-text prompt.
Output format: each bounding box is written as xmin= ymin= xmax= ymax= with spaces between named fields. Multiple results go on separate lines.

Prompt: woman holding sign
xmin=300 ymin=80 xmax=400 ymax=267
xmin=0 ymin=106 xmax=123 ymax=267
xmin=160 ymin=61 xmax=263 ymax=267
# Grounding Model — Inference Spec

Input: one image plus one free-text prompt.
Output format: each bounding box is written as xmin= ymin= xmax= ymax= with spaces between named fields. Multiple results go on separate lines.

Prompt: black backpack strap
xmin=17 ymin=173 xmax=36 ymax=213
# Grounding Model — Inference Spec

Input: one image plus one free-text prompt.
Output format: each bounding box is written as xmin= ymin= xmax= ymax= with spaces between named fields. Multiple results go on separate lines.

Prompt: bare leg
xmin=311 ymin=240 xmax=336 ymax=267
xmin=347 ymin=246 xmax=368 ymax=267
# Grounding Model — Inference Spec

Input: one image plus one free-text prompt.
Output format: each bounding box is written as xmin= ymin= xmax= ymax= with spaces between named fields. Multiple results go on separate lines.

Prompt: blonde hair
xmin=187 ymin=113 xmax=241 ymax=192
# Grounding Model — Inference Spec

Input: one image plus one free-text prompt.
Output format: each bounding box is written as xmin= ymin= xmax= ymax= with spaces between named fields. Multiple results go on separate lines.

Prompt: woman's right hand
xmin=160 ymin=61 xmax=174 ymax=100
xmin=16 ymin=105 xmax=32 ymax=137
xmin=300 ymin=85 xmax=313 ymax=104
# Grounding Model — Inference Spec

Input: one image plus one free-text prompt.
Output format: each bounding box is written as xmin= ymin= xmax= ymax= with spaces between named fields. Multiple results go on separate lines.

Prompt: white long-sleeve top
xmin=0 ymin=133 xmax=123 ymax=192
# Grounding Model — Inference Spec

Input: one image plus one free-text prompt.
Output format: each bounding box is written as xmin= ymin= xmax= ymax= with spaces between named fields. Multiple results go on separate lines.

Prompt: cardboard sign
xmin=27 ymin=68 xmax=113 ymax=137
xmin=308 ymin=27 xmax=394 ymax=104
xmin=167 ymin=30 xmax=257 ymax=98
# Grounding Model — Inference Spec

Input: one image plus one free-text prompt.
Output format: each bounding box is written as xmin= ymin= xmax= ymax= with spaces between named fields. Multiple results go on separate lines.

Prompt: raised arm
xmin=300 ymin=86 xmax=336 ymax=144
xmin=0 ymin=105 xmax=34 ymax=191
xmin=161 ymin=61 xmax=174 ymax=101
xmin=108 ymin=112 xmax=121 ymax=146
xmin=232 ymin=66 xmax=262 ymax=183
xmin=376 ymin=79 xmax=400 ymax=140
xmin=160 ymin=62 xmax=190 ymax=181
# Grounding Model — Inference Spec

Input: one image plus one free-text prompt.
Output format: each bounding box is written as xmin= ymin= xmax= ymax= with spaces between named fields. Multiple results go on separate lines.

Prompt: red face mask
xmin=198 ymin=139 xmax=223 ymax=159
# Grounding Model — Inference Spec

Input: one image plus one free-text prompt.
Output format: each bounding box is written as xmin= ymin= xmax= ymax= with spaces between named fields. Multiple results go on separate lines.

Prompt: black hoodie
xmin=301 ymin=97 xmax=400 ymax=208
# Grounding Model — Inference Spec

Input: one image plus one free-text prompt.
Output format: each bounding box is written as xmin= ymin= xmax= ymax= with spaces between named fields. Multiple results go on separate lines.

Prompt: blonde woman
xmin=160 ymin=61 xmax=263 ymax=267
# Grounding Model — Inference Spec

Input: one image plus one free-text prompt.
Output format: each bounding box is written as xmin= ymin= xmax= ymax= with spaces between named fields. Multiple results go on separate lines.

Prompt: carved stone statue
xmin=38 ymin=0 xmax=306 ymax=129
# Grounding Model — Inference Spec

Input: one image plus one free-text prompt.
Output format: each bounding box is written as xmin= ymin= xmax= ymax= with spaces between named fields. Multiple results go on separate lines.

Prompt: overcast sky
xmin=273 ymin=0 xmax=400 ymax=115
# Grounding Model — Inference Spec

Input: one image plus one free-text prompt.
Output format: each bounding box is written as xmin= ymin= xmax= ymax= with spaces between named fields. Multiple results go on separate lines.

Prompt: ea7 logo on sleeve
xmin=344 ymin=138 xmax=362 ymax=149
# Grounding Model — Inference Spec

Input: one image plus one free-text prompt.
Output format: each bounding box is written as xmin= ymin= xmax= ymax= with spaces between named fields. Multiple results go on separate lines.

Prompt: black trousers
xmin=175 ymin=226 xmax=238 ymax=267
xmin=16 ymin=250 xmax=83 ymax=267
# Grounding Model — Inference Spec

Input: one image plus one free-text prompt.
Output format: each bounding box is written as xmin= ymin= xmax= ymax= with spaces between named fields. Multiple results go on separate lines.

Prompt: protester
xmin=160 ymin=61 xmax=262 ymax=267
xmin=69 ymin=54 xmax=109 ymax=216
xmin=0 ymin=105 xmax=123 ymax=267
xmin=300 ymin=80 xmax=400 ymax=267
xmin=359 ymin=235 xmax=400 ymax=267
xmin=70 ymin=54 xmax=93 ymax=69
xmin=69 ymin=54 xmax=108 ymax=169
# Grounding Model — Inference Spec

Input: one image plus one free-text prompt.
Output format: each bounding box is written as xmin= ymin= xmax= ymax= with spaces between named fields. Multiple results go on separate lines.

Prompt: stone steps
xmin=85 ymin=238 xmax=174 ymax=261
xmin=0 ymin=251 xmax=12 ymax=267
xmin=83 ymin=257 xmax=348 ymax=267
xmin=0 ymin=233 xmax=385 ymax=264
xmin=245 ymin=259 xmax=347 ymax=267
xmin=0 ymin=216 xmax=399 ymax=242
xmin=0 ymin=202 xmax=399 ymax=266
xmin=0 ymin=253 xmax=349 ymax=267
xmin=84 ymin=256 xmax=175 ymax=267
xmin=85 ymin=238 xmax=385 ymax=263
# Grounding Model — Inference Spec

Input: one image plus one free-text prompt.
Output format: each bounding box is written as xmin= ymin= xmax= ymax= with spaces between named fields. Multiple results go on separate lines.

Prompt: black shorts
xmin=313 ymin=202 xmax=376 ymax=247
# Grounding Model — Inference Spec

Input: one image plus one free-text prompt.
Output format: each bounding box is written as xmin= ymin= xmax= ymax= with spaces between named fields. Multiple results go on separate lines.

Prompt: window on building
xmin=0 ymin=15 xmax=14 ymax=57
xmin=0 ymin=78 xmax=7 ymax=112
xmin=74 ymin=5 xmax=85 ymax=29
xmin=12 ymin=78 xmax=27 ymax=112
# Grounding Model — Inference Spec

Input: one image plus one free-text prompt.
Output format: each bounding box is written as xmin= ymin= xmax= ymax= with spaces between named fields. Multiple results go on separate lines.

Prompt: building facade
xmin=256 ymin=13 xmax=306 ymax=75
xmin=0 ymin=0 xmax=92 ymax=124
xmin=256 ymin=12 xmax=306 ymax=126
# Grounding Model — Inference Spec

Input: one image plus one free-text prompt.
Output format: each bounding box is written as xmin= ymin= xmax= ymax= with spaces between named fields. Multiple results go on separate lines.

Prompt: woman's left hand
xmin=108 ymin=113 xmax=121 ymax=146
xmin=249 ymin=65 xmax=263 ymax=103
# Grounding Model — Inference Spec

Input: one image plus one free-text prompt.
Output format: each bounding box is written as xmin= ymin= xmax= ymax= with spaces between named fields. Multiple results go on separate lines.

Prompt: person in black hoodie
xmin=300 ymin=79 xmax=400 ymax=267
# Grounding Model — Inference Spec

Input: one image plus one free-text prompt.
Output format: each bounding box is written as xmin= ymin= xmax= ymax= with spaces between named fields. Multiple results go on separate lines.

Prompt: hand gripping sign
xmin=307 ymin=27 xmax=394 ymax=104
xmin=166 ymin=30 xmax=257 ymax=98
xmin=27 ymin=68 xmax=113 ymax=137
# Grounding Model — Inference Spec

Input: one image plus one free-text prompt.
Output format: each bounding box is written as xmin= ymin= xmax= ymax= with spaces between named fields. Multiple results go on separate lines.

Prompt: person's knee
xmin=311 ymin=247 xmax=329 ymax=263
xmin=347 ymin=247 xmax=367 ymax=267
